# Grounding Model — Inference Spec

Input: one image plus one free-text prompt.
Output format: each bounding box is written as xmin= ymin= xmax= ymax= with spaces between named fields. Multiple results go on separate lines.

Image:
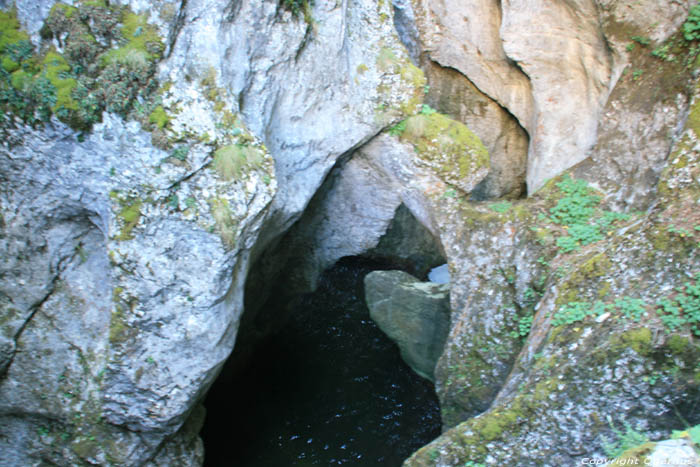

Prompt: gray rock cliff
xmin=0 ymin=0 xmax=699 ymax=465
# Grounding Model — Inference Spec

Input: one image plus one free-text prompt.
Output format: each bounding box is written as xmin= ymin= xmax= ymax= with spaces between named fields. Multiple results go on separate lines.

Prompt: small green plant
xmin=282 ymin=0 xmax=314 ymax=23
xmin=630 ymin=35 xmax=651 ymax=46
xmin=651 ymin=44 xmax=675 ymax=61
xmin=683 ymin=3 xmax=700 ymax=42
xmin=645 ymin=371 xmax=661 ymax=385
xmin=523 ymin=287 xmax=540 ymax=307
xmin=442 ymin=188 xmax=457 ymax=199
xmin=656 ymin=272 xmax=700 ymax=335
xmin=667 ymin=224 xmax=691 ymax=236
xmin=602 ymin=418 xmax=649 ymax=458
xmin=511 ymin=313 xmax=534 ymax=338
xmin=167 ymin=194 xmax=179 ymax=209
xmin=148 ymin=105 xmax=169 ymax=129
xmin=613 ymin=297 xmax=647 ymax=322
xmin=552 ymin=301 xmax=598 ymax=326
xmin=428 ymin=448 xmax=440 ymax=461
xmin=388 ymin=119 xmax=406 ymax=136
xmin=632 ymin=69 xmax=644 ymax=80
xmin=170 ymin=145 xmax=189 ymax=161
xmin=547 ymin=176 xmax=633 ymax=254
xmin=556 ymin=223 xmax=604 ymax=253
xmin=420 ymin=103 xmax=437 ymax=115
xmin=213 ymin=144 xmax=264 ymax=180
xmin=672 ymin=424 xmax=700 ymax=445
xmin=549 ymin=176 xmax=600 ymax=226
xmin=491 ymin=200 xmax=512 ymax=213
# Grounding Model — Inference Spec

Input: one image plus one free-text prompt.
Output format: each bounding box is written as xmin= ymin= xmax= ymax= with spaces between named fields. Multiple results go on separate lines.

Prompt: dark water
xmin=201 ymin=259 xmax=442 ymax=466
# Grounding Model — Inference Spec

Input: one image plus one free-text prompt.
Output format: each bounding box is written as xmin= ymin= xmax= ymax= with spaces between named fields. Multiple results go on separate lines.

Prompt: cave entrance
xmin=200 ymin=256 xmax=442 ymax=466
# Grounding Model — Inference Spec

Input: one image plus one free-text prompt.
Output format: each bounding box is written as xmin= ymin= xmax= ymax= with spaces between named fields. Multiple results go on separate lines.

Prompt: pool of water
xmin=201 ymin=258 xmax=442 ymax=466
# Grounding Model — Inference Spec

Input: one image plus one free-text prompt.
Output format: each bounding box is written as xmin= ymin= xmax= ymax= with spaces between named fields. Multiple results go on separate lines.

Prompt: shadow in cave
xmin=200 ymin=257 xmax=442 ymax=466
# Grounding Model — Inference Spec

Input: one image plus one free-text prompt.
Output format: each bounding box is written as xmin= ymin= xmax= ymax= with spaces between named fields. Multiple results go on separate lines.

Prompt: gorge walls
xmin=1 ymin=0 xmax=699 ymax=465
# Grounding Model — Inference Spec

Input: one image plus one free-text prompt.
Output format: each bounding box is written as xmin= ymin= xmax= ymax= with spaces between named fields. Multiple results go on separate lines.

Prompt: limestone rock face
xmin=407 ymin=0 xmax=693 ymax=193
xmin=0 ymin=0 xmax=427 ymax=464
xmin=403 ymin=79 xmax=700 ymax=467
xmin=423 ymin=62 xmax=528 ymax=200
xmin=165 ymin=0 xmax=425 ymax=243
xmin=364 ymin=270 xmax=451 ymax=381
xmin=2 ymin=0 xmax=700 ymax=466
xmin=0 ymin=113 xmax=273 ymax=465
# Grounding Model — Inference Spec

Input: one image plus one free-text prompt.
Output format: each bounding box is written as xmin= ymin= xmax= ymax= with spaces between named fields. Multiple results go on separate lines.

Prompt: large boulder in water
xmin=364 ymin=270 xmax=450 ymax=381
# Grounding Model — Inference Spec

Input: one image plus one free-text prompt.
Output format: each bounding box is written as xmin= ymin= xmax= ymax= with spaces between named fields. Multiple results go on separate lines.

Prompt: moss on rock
xmin=398 ymin=112 xmax=489 ymax=190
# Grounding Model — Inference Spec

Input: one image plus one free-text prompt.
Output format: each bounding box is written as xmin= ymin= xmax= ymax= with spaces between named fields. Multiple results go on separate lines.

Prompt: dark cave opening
xmin=200 ymin=257 xmax=443 ymax=466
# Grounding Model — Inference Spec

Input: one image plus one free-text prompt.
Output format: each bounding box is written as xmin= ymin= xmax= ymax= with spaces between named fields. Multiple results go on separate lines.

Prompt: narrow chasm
xmin=201 ymin=257 xmax=442 ymax=466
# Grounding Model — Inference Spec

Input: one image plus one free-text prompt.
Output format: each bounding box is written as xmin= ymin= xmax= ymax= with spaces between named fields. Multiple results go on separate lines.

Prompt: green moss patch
xmin=208 ymin=198 xmax=237 ymax=247
xmin=213 ymin=144 xmax=264 ymax=181
xmin=1 ymin=2 xmax=167 ymax=132
xmin=611 ymin=327 xmax=652 ymax=356
xmin=102 ymin=11 xmax=164 ymax=67
xmin=397 ymin=112 xmax=489 ymax=187
xmin=0 ymin=8 xmax=30 ymax=53
xmin=42 ymin=51 xmax=78 ymax=115
xmin=148 ymin=105 xmax=169 ymax=129
xmin=114 ymin=199 xmax=142 ymax=241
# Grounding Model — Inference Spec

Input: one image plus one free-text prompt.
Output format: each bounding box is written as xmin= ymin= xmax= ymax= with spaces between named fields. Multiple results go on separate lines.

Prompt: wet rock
xmin=364 ymin=270 xmax=451 ymax=381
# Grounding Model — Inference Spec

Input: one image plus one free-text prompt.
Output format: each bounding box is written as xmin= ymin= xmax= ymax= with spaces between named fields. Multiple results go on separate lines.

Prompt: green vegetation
xmin=602 ymin=419 xmax=650 ymax=459
xmin=396 ymin=112 xmax=489 ymax=184
xmin=511 ymin=313 xmax=534 ymax=338
xmin=684 ymin=3 xmax=700 ymax=42
xmin=282 ymin=0 xmax=314 ymax=24
xmin=672 ymin=424 xmax=700 ymax=445
xmin=491 ymin=201 xmax=512 ymax=213
xmin=388 ymin=119 xmax=406 ymax=136
xmin=208 ymin=198 xmax=237 ymax=246
xmin=551 ymin=301 xmax=601 ymax=326
xmin=1 ymin=2 xmax=166 ymax=132
xmin=101 ymin=11 xmax=164 ymax=66
xmin=551 ymin=272 xmax=700 ymax=335
xmin=170 ymin=145 xmax=189 ymax=162
xmin=375 ymin=46 xmax=426 ymax=118
xmin=551 ymin=298 xmax=647 ymax=327
xmin=110 ymin=191 xmax=143 ymax=241
xmin=630 ymin=36 xmax=650 ymax=46
xmin=546 ymin=175 xmax=631 ymax=253
xmin=213 ymin=144 xmax=265 ymax=181
xmin=0 ymin=8 xmax=56 ymax=124
xmin=42 ymin=52 xmax=78 ymax=116
xmin=148 ymin=105 xmax=169 ymax=129
xmin=656 ymin=272 xmax=700 ymax=335
xmin=548 ymin=176 xmax=600 ymax=226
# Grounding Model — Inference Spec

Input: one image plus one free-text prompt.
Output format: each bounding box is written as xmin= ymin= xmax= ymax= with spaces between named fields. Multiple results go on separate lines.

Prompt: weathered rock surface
xmin=366 ymin=204 xmax=446 ymax=278
xmin=365 ymin=270 xmax=451 ymax=381
xmin=0 ymin=0 xmax=431 ymax=464
xmin=422 ymin=61 xmax=528 ymax=200
xmin=2 ymin=0 xmax=700 ymax=466
xmin=407 ymin=0 xmax=693 ymax=193
xmin=0 ymin=111 xmax=273 ymax=464
xmin=607 ymin=436 xmax=700 ymax=466
xmin=403 ymin=71 xmax=700 ymax=467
